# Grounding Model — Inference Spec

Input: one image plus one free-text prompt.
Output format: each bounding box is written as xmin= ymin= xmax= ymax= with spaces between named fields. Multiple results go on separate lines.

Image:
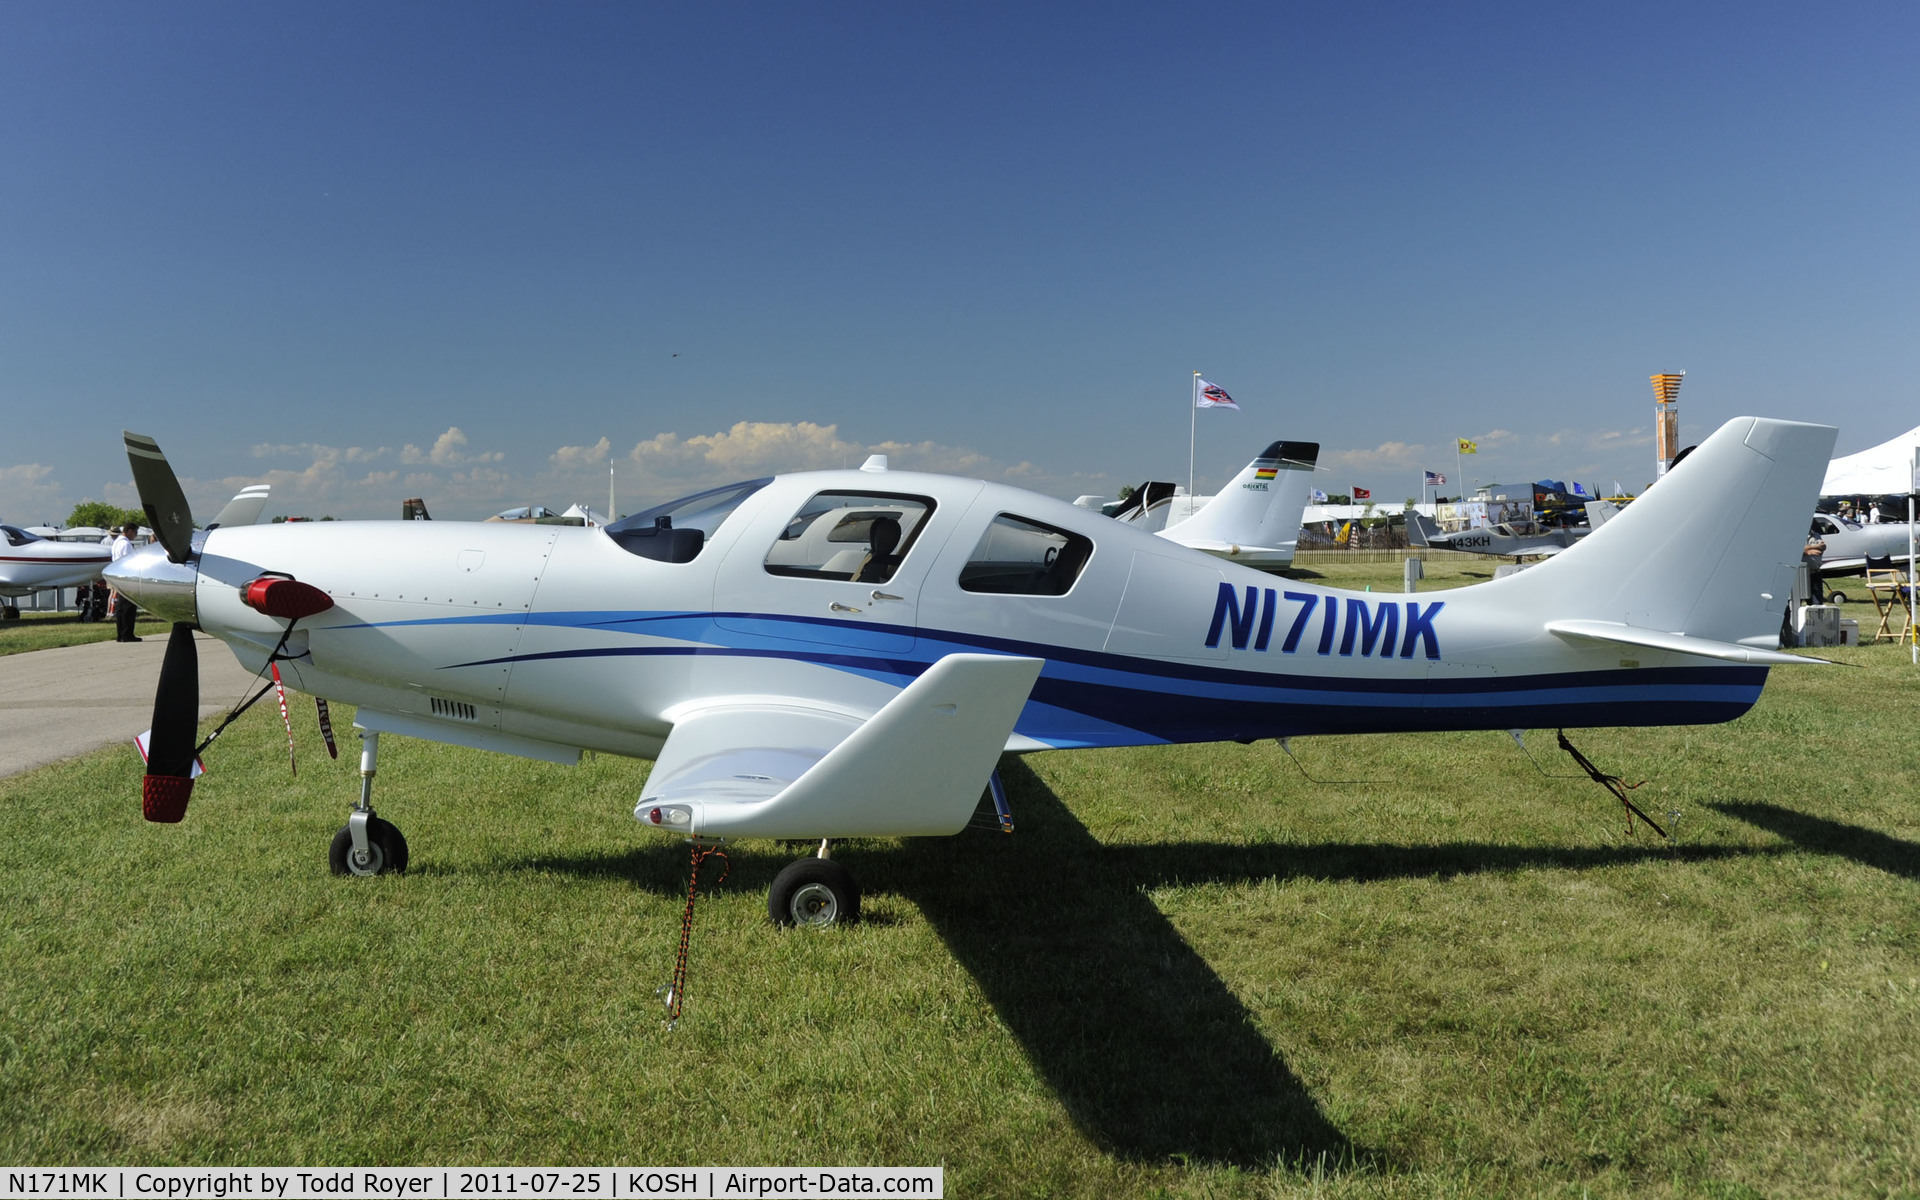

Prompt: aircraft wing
xmin=638 ymin=653 xmax=1044 ymax=839
xmin=1544 ymin=620 xmax=1828 ymax=666
xmin=1175 ymin=538 xmax=1295 ymax=567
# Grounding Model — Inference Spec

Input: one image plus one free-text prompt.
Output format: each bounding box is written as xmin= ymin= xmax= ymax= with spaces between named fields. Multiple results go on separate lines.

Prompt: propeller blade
xmin=122 ymin=431 xmax=196 ymax=564
xmin=142 ymin=622 xmax=200 ymax=822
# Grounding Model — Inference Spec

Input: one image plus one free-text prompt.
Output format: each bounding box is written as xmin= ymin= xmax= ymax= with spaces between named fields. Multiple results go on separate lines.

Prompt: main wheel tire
xmin=768 ymin=857 xmax=860 ymax=927
xmin=1828 ymin=590 xmax=1849 ymax=605
xmin=328 ymin=817 xmax=409 ymax=876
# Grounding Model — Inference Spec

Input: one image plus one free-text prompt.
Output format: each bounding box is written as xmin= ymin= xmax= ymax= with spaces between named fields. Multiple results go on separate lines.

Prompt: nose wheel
xmin=328 ymin=729 xmax=408 ymax=876
xmin=330 ymin=814 xmax=409 ymax=876
xmin=768 ymin=848 xmax=860 ymax=927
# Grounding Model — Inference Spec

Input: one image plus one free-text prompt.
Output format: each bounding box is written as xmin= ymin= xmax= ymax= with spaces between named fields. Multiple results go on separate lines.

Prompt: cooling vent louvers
xmin=430 ymin=697 xmax=478 ymax=721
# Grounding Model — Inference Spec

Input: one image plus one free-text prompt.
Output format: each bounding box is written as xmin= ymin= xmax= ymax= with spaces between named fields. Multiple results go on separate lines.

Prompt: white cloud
xmin=550 ymin=437 xmax=611 ymax=469
xmin=252 ymin=442 xmax=390 ymax=464
xmin=0 ymin=464 xmax=64 ymax=522
xmin=400 ymin=427 xmax=503 ymax=467
xmin=628 ymin=420 xmax=865 ymax=476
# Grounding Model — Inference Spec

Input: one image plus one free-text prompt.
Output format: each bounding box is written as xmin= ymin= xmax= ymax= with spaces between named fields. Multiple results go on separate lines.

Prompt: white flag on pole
xmin=1195 ymin=379 xmax=1240 ymax=410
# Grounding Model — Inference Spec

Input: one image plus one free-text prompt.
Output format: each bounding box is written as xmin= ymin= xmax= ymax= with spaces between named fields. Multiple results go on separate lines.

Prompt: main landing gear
xmin=768 ymin=839 xmax=860 ymax=927
xmin=329 ymin=730 xmax=408 ymax=876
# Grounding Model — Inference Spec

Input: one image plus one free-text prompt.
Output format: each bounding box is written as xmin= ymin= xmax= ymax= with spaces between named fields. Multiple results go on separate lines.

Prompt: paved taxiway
xmin=0 ymin=634 xmax=261 ymax=778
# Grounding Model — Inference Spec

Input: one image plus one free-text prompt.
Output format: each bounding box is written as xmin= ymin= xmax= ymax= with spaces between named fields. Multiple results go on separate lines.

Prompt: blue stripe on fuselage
xmin=328 ymin=607 xmax=1769 ymax=747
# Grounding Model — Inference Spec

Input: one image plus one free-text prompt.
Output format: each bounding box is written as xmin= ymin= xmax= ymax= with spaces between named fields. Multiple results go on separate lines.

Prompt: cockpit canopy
xmin=2 ymin=525 xmax=44 ymax=547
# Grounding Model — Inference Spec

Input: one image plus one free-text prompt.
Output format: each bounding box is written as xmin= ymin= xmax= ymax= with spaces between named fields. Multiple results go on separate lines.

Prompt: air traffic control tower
xmin=1651 ymin=371 xmax=1685 ymax=477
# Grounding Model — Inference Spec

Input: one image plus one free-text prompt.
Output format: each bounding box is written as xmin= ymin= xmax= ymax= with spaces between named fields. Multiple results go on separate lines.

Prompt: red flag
xmin=1352 ymin=486 xmax=1371 ymax=500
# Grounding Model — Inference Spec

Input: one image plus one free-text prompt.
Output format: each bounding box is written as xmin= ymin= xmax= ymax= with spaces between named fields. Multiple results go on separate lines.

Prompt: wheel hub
xmin=789 ymin=881 xmax=839 ymax=926
xmin=348 ymin=842 xmax=385 ymax=877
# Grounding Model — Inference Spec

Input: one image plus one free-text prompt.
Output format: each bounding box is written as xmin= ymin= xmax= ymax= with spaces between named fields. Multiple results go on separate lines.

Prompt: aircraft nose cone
xmin=105 ymin=542 xmax=198 ymax=625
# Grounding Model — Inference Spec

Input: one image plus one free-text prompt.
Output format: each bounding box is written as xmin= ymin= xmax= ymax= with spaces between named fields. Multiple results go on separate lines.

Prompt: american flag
xmin=1425 ymin=471 xmax=1445 ymax=486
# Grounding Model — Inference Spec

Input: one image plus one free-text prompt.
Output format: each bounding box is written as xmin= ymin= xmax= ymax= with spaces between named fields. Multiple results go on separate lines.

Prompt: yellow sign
xmin=1457 ymin=438 xmax=1478 ymax=454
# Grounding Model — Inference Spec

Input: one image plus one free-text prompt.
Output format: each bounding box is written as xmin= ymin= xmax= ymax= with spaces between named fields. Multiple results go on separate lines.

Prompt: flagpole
xmin=1455 ymin=441 xmax=1464 ymax=504
xmin=1189 ymin=372 xmax=1199 ymax=507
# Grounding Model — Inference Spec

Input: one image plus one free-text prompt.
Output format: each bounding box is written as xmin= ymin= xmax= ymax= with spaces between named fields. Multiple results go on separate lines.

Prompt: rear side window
xmin=959 ymin=513 xmax=1093 ymax=596
xmin=765 ymin=491 xmax=936 ymax=584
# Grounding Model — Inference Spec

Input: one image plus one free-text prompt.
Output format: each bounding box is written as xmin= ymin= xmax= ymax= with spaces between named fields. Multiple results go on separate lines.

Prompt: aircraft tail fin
xmin=1110 ymin=481 xmax=1178 ymax=532
xmin=1160 ymin=440 xmax=1319 ymax=559
xmin=206 ymin=484 xmax=271 ymax=531
xmin=1513 ymin=417 xmax=1835 ymax=647
xmin=1583 ymin=499 xmax=1620 ymax=529
xmin=1407 ymin=511 xmax=1440 ymax=547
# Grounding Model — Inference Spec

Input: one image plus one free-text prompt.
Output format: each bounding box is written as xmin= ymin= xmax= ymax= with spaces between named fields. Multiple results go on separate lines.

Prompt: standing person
xmin=110 ymin=521 xmax=141 ymax=642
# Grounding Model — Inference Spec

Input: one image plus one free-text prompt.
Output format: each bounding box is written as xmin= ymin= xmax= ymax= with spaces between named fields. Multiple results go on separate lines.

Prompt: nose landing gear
xmin=328 ymin=730 xmax=408 ymax=876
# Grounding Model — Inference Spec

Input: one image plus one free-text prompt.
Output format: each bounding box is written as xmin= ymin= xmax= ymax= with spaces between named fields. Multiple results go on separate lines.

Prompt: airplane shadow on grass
xmin=881 ymin=757 xmax=1362 ymax=1170
xmin=1709 ymin=801 xmax=1920 ymax=880
xmin=502 ymin=765 xmax=1784 ymax=1170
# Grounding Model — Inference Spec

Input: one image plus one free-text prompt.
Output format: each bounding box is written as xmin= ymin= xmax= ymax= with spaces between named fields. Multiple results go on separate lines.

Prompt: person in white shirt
xmin=110 ymin=522 xmax=141 ymax=642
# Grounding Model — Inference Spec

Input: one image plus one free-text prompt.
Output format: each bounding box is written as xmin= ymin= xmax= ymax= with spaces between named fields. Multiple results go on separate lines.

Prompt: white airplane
xmin=1 ymin=523 xmax=115 ymax=617
xmin=108 ymin=418 xmax=1831 ymax=928
xmin=1111 ymin=440 xmax=1320 ymax=570
xmin=1806 ymin=511 xmax=1917 ymax=575
xmin=0 ymin=485 xmax=271 ymax=620
xmin=1407 ymin=510 xmax=1592 ymax=559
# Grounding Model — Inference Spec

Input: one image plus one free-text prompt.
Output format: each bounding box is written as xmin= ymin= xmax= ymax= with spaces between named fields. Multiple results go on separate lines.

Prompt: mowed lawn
xmin=0 ymin=609 xmax=167 ymax=656
xmin=1 ymin=554 xmax=1916 ymax=1197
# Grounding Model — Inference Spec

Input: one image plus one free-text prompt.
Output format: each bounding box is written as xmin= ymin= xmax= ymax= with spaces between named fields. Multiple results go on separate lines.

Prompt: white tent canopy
xmin=1822 ymin=424 xmax=1920 ymax=496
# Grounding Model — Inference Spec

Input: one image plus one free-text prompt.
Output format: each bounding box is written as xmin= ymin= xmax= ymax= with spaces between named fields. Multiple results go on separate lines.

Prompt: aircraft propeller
xmin=115 ymin=432 xmax=330 ymax=823
xmin=119 ymin=432 xmax=206 ymax=821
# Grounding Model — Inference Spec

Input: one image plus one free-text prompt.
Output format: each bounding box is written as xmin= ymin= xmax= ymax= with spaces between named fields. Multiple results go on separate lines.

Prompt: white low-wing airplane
xmin=1 ymin=485 xmax=271 ymax=618
xmin=108 ymin=418 xmax=1831 ymax=925
xmin=1 ymin=524 xmax=115 ymax=615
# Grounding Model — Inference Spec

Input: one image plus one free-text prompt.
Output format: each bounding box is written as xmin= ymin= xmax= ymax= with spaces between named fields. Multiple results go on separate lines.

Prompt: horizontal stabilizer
xmin=1545 ymin=619 xmax=1828 ymax=666
xmin=639 ymin=653 xmax=1044 ymax=839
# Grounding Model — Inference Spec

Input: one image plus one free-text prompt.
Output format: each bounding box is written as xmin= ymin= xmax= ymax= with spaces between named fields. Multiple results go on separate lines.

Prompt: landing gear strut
xmin=328 ymin=730 xmax=408 ymax=876
xmin=768 ymin=839 xmax=859 ymax=927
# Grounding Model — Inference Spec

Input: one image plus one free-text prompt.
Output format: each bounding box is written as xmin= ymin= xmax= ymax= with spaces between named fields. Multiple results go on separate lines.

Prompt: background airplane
xmin=1407 ymin=510 xmax=1591 ymax=559
xmin=1807 ymin=511 xmax=1917 ymax=575
xmin=0 ymin=484 xmax=271 ymax=621
xmin=0 ymin=523 xmax=114 ymax=618
xmin=108 ymin=417 xmax=1829 ymax=929
xmin=1110 ymin=440 xmax=1320 ymax=571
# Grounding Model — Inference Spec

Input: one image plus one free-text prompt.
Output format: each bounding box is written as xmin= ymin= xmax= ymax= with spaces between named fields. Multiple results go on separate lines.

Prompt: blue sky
xmin=4 ymin=2 xmax=1916 ymax=520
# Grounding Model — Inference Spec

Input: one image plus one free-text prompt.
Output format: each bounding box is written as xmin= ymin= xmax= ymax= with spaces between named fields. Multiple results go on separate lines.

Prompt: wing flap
xmin=1545 ymin=619 xmax=1829 ymax=665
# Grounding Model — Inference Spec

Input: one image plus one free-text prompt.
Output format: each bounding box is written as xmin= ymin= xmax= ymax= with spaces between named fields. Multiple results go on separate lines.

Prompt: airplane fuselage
xmin=155 ymin=466 xmax=1781 ymax=766
xmin=0 ymin=529 xmax=112 ymax=599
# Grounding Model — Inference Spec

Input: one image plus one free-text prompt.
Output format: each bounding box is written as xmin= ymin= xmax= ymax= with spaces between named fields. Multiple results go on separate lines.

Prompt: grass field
xmin=0 ymin=608 xmax=167 ymax=655
xmin=2 ymin=555 xmax=1916 ymax=1197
